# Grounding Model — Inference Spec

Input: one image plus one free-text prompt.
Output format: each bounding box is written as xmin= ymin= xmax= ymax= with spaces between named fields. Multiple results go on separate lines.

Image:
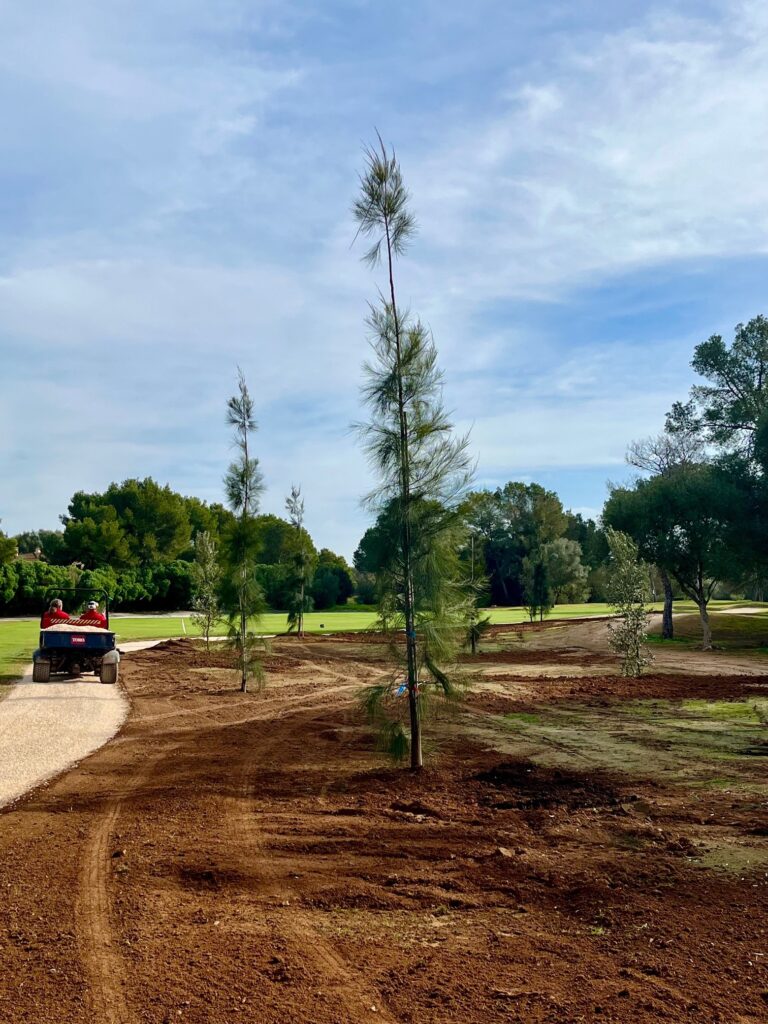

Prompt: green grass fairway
xmin=2 ymin=599 xmax=765 ymax=685
xmin=648 ymin=604 xmax=768 ymax=647
xmin=483 ymin=603 xmax=614 ymax=623
xmin=0 ymin=603 xmax=610 ymax=684
xmin=0 ymin=621 xmax=32 ymax=688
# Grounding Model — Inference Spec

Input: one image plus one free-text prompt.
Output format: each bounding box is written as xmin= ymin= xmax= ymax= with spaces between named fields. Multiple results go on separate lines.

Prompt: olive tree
xmin=605 ymin=527 xmax=653 ymax=677
xmin=190 ymin=530 xmax=221 ymax=652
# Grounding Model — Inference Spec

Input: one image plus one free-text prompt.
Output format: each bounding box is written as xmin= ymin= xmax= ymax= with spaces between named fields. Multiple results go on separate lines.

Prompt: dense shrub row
xmin=0 ymin=560 xmax=194 ymax=615
xmin=0 ymin=557 xmax=356 ymax=616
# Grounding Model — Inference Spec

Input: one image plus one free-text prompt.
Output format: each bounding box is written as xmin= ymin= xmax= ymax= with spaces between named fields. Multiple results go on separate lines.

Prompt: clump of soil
xmin=477 ymin=760 xmax=625 ymax=810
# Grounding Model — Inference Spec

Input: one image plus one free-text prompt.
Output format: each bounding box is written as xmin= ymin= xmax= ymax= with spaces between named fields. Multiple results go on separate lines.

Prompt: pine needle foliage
xmin=221 ymin=369 xmax=266 ymax=693
xmin=523 ymin=557 xmax=553 ymax=623
xmin=224 ymin=370 xmax=262 ymax=518
xmin=285 ymin=484 xmax=313 ymax=636
xmin=466 ymin=612 xmax=492 ymax=655
xmin=463 ymin=529 xmax=492 ymax=654
xmin=605 ymin=527 xmax=653 ymax=677
xmin=353 ymin=137 xmax=473 ymax=769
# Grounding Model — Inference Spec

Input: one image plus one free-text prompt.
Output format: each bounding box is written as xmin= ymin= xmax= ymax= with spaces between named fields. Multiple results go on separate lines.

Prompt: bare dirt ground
xmin=0 ymin=621 xmax=767 ymax=1023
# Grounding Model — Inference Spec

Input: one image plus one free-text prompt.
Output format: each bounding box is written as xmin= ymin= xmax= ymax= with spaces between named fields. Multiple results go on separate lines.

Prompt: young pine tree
xmin=464 ymin=531 xmax=491 ymax=654
xmin=354 ymin=137 xmax=473 ymax=770
xmin=222 ymin=370 xmax=265 ymax=693
xmin=285 ymin=484 xmax=313 ymax=637
xmin=190 ymin=530 xmax=221 ymax=652
xmin=605 ymin=527 xmax=653 ymax=677
xmin=523 ymin=557 xmax=553 ymax=623
xmin=466 ymin=609 xmax=492 ymax=655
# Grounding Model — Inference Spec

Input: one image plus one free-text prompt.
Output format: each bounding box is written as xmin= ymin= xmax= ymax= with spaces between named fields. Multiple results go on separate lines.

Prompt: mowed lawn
xmin=649 ymin=604 xmax=768 ymax=646
xmin=0 ymin=604 xmax=603 ymax=684
xmin=1 ymin=600 xmax=766 ymax=685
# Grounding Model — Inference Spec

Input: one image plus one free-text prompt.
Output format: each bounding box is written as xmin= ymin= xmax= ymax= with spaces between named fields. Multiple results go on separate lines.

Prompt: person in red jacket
xmin=82 ymin=600 xmax=108 ymax=628
xmin=41 ymin=599 xmax=69 ymax=629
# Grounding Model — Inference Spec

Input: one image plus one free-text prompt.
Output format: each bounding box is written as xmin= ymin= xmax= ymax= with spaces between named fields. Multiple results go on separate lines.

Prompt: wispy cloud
xmin=410 ymin=0 xmax=768 ymax=305
xmin=1 ymin=1 xmax=766 ymax=555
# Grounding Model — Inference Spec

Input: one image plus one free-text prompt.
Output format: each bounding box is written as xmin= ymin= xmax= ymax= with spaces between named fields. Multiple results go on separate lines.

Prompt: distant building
xmin=17 ymin=548 xmax=42 ymax=562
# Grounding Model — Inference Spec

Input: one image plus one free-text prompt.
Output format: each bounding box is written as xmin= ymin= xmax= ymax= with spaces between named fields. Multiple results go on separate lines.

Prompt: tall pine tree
xmin=354 ymin=137 xmax=472 ymax=769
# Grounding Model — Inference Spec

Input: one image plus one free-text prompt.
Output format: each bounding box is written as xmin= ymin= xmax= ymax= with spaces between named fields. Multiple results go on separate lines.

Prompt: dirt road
xmin=0 ymin=669 xmax=128 ymax=809
xmin=0 ymin=642 xmax=164 ymax=810
xmin=0 ymin=627 xmax=766 ymax=1023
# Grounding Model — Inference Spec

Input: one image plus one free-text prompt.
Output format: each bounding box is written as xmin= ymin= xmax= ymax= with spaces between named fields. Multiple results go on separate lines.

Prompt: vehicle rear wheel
xmin=32 ymin=660 xmax=51 ymax=683
xmin=100 ymin=663 xmax=118 ymax=685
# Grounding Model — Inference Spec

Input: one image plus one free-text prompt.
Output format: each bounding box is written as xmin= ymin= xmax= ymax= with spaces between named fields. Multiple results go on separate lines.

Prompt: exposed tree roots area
xmin=0 ymin=627 xmax=767 ymax=1023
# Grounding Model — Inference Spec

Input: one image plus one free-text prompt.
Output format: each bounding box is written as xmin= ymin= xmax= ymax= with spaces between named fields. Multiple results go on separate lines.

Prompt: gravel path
xmin=0 ymin=641 xmax=159 ymax=809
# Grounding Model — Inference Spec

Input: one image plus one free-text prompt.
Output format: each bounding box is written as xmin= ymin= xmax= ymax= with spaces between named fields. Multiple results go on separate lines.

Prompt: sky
xmin=1 ymin=0 xmax=767 ymax=558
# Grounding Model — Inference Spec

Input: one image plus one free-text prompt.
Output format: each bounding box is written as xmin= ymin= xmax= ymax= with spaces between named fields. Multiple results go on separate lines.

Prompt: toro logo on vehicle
xmin=71 ymin=635 xmax=86 ymax=645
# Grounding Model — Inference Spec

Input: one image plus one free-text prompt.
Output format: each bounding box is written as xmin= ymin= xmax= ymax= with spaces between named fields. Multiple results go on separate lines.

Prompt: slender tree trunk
xmin=240 ymin=430 xmax=251 ymax=693
xmin=694 ymin=565 xmax=713 ymax=651
xmin=240 ymin=598 xmax=248 ymax=692
xmin=698 ymin=599 xmax=712 ymax=650
xmin=647 ymin=568 xmax=656 ymax=602
xmin=403 ymin=517 xmax=421 ymax=769
xmin=299 ymin=579 xmax=304 ymax=638
xmin=383 ymin=214 xmax=421 ymax=771
xmin=661 ymin=569 xmax=674 ymax=640
xmin=240 ymin=563 xmax=248 ymax=692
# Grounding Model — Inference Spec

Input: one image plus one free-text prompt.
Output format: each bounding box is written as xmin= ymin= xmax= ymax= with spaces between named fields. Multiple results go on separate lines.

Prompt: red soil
xmin=0 ymin=637 xmax=766 ymax=1023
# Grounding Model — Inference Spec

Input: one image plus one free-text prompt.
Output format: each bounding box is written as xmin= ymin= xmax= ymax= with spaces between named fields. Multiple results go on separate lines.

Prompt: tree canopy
xmin=604 ymin=465 xmax=747 ymax=648
xmin=459 ymin=483 xmax=593 ymax=605
xmin=56 ymin=478 xmax=235 ymax=569
xmin=688 ymin=314 xmax=768 ymax=456
xmin=0 ymin=523 xmax=17 ymax=565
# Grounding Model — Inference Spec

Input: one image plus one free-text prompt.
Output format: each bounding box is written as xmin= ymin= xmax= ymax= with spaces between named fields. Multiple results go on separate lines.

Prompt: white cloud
xmin=409 ymin=0 xmax=768 ymax=305
xmin=2 ymin=1 xmax=766 ymax=556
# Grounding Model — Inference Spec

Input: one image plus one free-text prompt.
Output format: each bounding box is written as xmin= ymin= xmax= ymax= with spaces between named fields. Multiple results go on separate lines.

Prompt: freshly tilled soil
xmin=0 ymin=629 xmax=766 ymax=1023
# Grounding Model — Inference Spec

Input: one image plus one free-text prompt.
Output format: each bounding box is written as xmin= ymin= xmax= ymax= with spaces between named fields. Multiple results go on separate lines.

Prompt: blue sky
xmin=2 ymin=0 xmax=767 ymax=558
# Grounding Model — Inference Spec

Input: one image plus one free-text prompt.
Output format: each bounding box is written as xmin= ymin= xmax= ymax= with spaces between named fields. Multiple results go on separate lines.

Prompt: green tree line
xmin=354 ymin=482 xmax=610 ymax=613
xmin=0 ymin=479 xmax=354 ymax=615
xmin=2 ymin=473 xmax=608 ymax=619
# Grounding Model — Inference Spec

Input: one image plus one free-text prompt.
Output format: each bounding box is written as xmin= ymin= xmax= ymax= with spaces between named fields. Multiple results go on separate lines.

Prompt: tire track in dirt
xmin=77 ymin=652 xmax=390 ymax=1024
xmin=75 ymin=746 xmax=179 ymax=1024
xmin=233 ymin=681 xmax=400 ymax=1023
xmin=77 ymin=795 xmax=132 ymax=1024
xmin=135 ymin=678 xmax=372 ymax=727
xmin=73 ymin=694 xmax=301 ymax=1023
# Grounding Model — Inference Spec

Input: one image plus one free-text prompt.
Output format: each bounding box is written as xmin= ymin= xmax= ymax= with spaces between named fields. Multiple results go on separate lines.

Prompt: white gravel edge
xmin=0 ymin=640 xmax=162 ymax=809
